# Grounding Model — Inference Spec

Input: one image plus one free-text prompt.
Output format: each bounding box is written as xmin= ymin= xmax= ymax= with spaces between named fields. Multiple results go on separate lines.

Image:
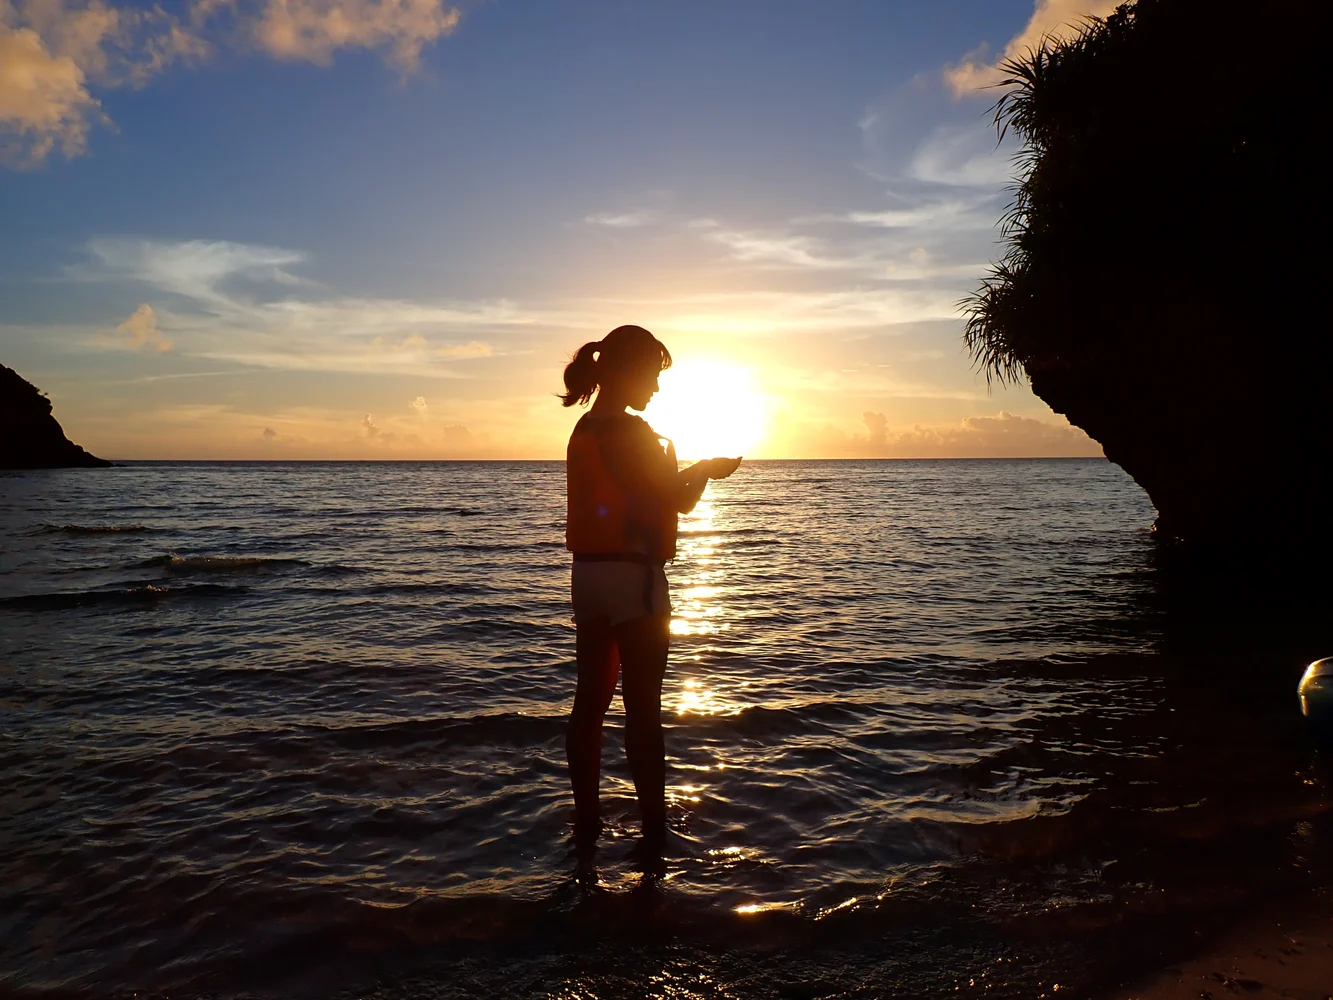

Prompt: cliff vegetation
xmin=962 ymin=0 xmax=1332 ymax=547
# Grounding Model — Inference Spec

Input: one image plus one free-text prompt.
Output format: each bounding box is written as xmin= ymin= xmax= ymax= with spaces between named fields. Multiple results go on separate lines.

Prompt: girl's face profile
xmin=623 ymin=363 xmax=660 ymax=412
xmin=602 ymin=352 xmax=661 ymax=412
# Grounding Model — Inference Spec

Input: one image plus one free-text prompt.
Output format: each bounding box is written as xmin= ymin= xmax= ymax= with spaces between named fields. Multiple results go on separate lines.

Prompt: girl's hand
xmin=706 ymin=457 xmax=742 ymax=480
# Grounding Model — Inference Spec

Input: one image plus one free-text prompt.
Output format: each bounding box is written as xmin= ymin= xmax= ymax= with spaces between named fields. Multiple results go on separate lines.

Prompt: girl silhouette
xmin=560 ymin=324 xmax=740 ymax=855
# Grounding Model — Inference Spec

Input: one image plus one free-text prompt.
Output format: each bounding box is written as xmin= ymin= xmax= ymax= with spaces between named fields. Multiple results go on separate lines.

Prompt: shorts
xmin=571 ymin=559 xmax=671 ymax=626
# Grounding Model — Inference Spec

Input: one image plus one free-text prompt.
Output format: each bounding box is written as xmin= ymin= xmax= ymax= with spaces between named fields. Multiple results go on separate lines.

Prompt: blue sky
xmin=1 ymin=0 xmax=1115 ymax=458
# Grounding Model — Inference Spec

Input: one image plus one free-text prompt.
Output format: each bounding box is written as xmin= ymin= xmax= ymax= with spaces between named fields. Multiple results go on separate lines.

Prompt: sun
xmin=643 ymin=359 xmax=769 ymax=460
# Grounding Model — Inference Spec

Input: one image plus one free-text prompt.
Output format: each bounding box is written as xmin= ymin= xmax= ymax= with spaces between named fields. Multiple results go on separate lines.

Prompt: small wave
xmin=681 ymin=702 xmax=868 ymax=738
xmin=315 ymin=563 xmax=365 ymax=577
xmin=281 ymin=713 xmax=566 ymax=752
xmin=378 ymin=505 xmax=484 ymax=517
xmin=2 ymin=583 xmax=243 ymax=611
xmin=677 ymin=527 xmax=769 ymax=537
xmin=34 ymin=523 xmax=149 ymax=536
xmin=351 ymin=581 xmax=497 ymax=597
xmin=136 ymin=555 xmax=311 ymax=576
xmin=452 ymin=541 xmax=566 ymax=553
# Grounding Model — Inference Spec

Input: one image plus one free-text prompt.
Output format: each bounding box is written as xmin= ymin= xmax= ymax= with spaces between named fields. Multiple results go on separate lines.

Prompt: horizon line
xmin=79 ymin=455 xmax=1110 ymax=464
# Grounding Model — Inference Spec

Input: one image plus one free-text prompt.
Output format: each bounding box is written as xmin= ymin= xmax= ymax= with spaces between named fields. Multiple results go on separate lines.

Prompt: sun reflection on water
xmin=734 ymin=900 xmax=799 ymax=915
xmin=674 ymin=678 xmax=724 ymax=717
xmin=671 ymin=500 xmax=727 ymax=638
xmin=669 ymin=494 xmax=752 ymax=718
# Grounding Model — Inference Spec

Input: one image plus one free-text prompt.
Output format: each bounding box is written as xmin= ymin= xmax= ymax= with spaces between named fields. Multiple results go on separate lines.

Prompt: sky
xmin=1 ymin=0 xmax=1118 ymax=460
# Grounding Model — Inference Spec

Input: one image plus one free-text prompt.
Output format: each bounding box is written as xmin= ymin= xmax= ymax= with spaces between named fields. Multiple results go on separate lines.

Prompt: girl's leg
xmin=567 ymin=617 xmax=619 ymax=839
xmin=615 ymin=613 xmax=670 ymax=837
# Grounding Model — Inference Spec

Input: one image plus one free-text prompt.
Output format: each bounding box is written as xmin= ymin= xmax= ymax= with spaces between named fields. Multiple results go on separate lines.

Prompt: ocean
xmin=2 ymin=460 xmax=1329 ymax=998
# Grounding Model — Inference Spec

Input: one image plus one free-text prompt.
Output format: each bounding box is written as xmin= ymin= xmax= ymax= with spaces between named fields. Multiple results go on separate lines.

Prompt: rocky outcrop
xmin=962 ymin=0 xmax=1332 ymax=550
xmin=1 ymin=364 xmax=111 ymax=468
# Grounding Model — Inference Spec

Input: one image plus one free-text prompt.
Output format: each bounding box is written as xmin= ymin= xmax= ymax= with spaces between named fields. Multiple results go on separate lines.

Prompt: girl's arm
xmin=675 ymin=457 xmax=741 ymax=514
xmin=605 ymin=421 xmax=738 ymax=515
xmin=676 ymin=460 xmax=710 ymax=514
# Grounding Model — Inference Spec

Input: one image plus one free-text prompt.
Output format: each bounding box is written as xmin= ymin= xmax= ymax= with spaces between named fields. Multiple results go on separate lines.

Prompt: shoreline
xmin=1100 ymin=889 xmax=1333 ymax=1000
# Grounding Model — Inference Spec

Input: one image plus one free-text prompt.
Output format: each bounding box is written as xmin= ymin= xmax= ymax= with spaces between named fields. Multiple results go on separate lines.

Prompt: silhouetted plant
xmin=960 ymin=0 xmax=1330 ymax=386
xmin=957 ymin=0 xmax=1332 ymax=543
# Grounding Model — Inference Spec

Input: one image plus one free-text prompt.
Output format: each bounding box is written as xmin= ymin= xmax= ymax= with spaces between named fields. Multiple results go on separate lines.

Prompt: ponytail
xmin=560 ymin=341 xmax=602 ymax=407
xmin=559 ymin=324 xmax=672 ymax=408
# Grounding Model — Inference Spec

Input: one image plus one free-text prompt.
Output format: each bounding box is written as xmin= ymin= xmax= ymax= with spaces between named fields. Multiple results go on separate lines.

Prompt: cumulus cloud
xmin=97 ymin=302 xmax=173 ymax=351
xmin=776 ymin=409 xmax=1102 ymax=458
xmin=440 ymin=422 xmax=492 ymax=457
xmin=253 ymin=0 xmax=461 ymax=73
xmin=895 ymin=411 xmax=1102 ymax=457
xmin=946 ymin=0 xmax=1121 ymax=95
xmin=0 ymin=15 xmax=101 ymax=166
xmin=0 ymin=0 xmax=214 ymax=166
xmin=411 ymin=395 xmax=427 ymax=413
xmin=0 ymin=0 xmax=462 ymax=166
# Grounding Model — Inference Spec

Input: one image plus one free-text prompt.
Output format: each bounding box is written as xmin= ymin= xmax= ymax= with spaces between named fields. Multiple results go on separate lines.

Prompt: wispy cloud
xmin=658 ymin=287 xmax=963 ymax=333
xmin=584 ymin=209 xmax=661 ymax=229
xmin=830 ymin=201 xmax=983 ymax=231
xmin=70 ymin=236 xmax=557 ymax=375
xmin=908 ymin=124 xmax=1016 ymax=187
xmin=688 ymin=198 xmax=996 ymax=284
xmin=1 ymin=0 xmax=463 ymax=167
xmin=79 ymin=237 xmax=308 ymax=307
xmin=945 ymin=0 xmax=1121 ymax=96
xmin=702 ymin=226 xmax=850 ymax=271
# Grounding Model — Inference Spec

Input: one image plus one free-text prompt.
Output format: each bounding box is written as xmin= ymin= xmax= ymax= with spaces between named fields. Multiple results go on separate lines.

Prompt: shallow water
xmin=1 ymin=460 xmax=1329 ymax=998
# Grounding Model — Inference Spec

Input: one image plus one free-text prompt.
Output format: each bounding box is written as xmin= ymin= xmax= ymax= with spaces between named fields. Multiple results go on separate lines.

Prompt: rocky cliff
xmin=962 ymin=0 xmax=1332 ymax=549
xmin=1 ymin=364 xmax=111 ymax=468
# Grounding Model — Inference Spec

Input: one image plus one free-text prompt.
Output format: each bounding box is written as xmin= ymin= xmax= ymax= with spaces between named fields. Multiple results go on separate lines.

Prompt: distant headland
xmin=962 ymin=0 xmax=1332 ymax=550
xmin=1 ymin=364 xmax=111 ymax=469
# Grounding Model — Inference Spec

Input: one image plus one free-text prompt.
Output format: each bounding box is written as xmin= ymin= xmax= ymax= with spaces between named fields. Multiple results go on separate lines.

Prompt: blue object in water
xmin=1299 ymin=657 xmax=1333 ymax=739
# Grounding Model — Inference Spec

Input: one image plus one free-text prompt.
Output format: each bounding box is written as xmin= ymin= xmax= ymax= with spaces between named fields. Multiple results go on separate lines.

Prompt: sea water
xmin=2 ymin=460 xmax=1329 ymax=998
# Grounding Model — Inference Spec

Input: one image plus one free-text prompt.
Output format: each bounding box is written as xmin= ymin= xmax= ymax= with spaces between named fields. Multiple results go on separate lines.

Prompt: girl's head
xmin=560 ymin=325 xmax=672 ymax=411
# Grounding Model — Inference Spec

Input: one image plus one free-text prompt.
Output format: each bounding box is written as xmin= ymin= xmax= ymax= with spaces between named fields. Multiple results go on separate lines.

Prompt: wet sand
xmin=1103 ymin=891 xmax=1333 ymax=1000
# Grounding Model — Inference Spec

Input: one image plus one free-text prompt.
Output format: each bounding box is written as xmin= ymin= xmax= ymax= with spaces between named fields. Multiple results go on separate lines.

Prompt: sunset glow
xmin=0 ymin=0 xmax=1107 ymax=460
xmin=645 ymin=360 xmax=770 ymax=460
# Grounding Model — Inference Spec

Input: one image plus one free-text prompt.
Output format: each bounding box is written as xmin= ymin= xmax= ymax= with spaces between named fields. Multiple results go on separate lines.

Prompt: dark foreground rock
xmin=1 ymin=364 xmax=111 ymax=468
xmin=962 ymin=0 xmax=1333 ymax=551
